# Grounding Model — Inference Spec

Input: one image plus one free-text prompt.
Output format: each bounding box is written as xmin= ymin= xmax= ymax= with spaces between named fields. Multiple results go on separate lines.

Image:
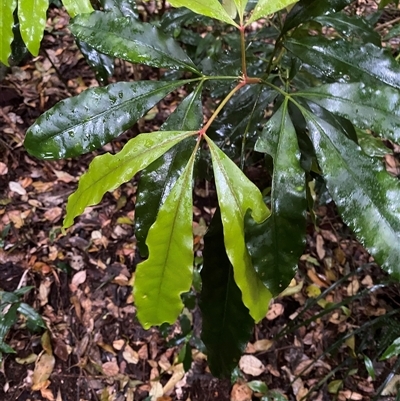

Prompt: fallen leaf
xmin=44 ymin=207 xmax=63 ymax=222
xmin=102 ymin=360 xmax=120 ymax=377
xmin=253 ymin=339 xmax=273 ymax=352
xmin=70 ymin=270 xmax=87 ymax=291
xmin=123 ymin=344 xmax=139 ymax=365
xmin=163 ymin=363 xmax=185 ymax=395
xmin=266 ymin=303 xmax=284 ymax=320
xmin=9 ymin=181 xmax=27 ymax=195
xmin=0 ymin=162 xmax=8 ymax=175
xmin=239 ymin=355 xmax=265 ymax=376
xmin=32 ymin=352 xmax=55 ymax=391
xmin=230 ymin=383 xmax=253 ymax=401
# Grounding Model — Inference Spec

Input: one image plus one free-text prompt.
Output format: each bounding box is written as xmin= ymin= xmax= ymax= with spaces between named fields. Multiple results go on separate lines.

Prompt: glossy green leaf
xmin=134 ymin=145 xmax=197 ymax=328
xmin=0 ymin=0 xmax=17 ymax=66
xmin=380 ymin=337 xmax=400 ymax=360
xmin=17 ymin=0 xmax=47 ymax=56
xmin=356 ymin=129 xmax=390 ymax=159
xmin=282 ymin=0 xmax=352 ymax=34
xmin=0 ymin=303 xmax=19 ymax=343
xmin=63 ymin=130 xmax=196 ymax=228
xmin=285 ymin=37 xmax=400 ymax=90
xmin=135 ymin=86 xmax=203 ymax=256
xmin=293 ymin=83 xmax=400 ymax=143
xmin=168 ymin=0 xmax=238 ymax=26
xmin=25 ymin=80 xmax=192 ymax=160
xmin=363 ymin=354 xmax=376 ymax=379
xmin=200 ymin=208 xmax=254 ymax=378
xmin=100 ymin=0 xmax=138 ymax=18
xmin=314 ymin=13 xmax=380 ymax=45
xmin=70 ymin=12 xmax=199 ymax=73
xmin=76 ymin=39 xmax=114 ymax=85
xmin=246 ymin=100 xmax=306 ymax=295
xmin=302 ymin=103 xmax=400 ymax=279
xmin=246 ymin=0 xmax=298 ymax=25
xmin=62 ymin=0 xmax=94 ymax=17
xmin=205 ymin=135 xmax=272 ymax=322
xmin=18 ymin=303 xmax=46 ymax=328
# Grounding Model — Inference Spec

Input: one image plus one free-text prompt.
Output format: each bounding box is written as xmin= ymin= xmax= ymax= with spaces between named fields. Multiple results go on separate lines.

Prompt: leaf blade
xmin=284 ymin=37 xmax=400 ymax=90
xmin=303 ymin=104 xmax=400 ymax=279
xmin=70 ymin=12 xmax=199 ymax=73
xmin=294 ymin=82 xmax=400 ymax=143
xmin=200 ymin=208 xmax=254 ymax=378
xmin=205 ymin=136 xmax=272 ymax=322
xmin=168 ymin=0 xmax=238 ymax=26
xmin=135 ymin=86 xmax=203 ymax=256
xmin=62 ymin=0 xmax=94 ymax=17
xmin=134 ymin=146 xmax=197 ymax=328
xmin=247 ymin=0 xmax=299 ymax=25
xmin=0 ymin=0 xmax=17 ymax=66
xmin=17 ymin=0 xmax=48 ymax=56
xmin=247 ymin=100 xmax=306 ymax=295
xmin=63 ymin=130 xmax=196 ymax=228
xmin=25 ymin=80 xmax=192 ymax=160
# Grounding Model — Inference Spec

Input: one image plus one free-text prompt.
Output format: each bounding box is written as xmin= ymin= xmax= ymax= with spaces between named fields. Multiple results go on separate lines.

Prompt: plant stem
xmin=239 ymin=24 xmax=247 ymax=78
xmin=199 ymin=81 xmax=245 ymax=135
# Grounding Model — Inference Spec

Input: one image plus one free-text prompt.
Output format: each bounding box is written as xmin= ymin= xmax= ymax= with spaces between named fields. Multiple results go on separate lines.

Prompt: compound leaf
xmin=0 ymin=0 xmax=17 ymax=66
xmin=246 ymin=99 xmax=306 ymax=295
xmin=285 ymin=37 xmax=400 ymax=90
xmin=168 ymin=0 xmax=238 ymax=26
xmin=134 ymin=146 xmax=197 ymax=328
xmin=200 ymin=208 xmax=254 ymax=378
xmin=294 ymin=82 xmax=400 ymax=144
xmin=70 ymin=11 xmax=199 ymax=73
xmin=18 ymin=0 xmax=48 ymax=56
xmin=205 ymin=136 xmax=272 ymax=322
xmin=135 ymin=86 xmax=203 ymax=256
xmin=247 ymin=0 xmax=298 ymax=25
xmin=25 ymin=80 xmax=192 ymax=160
xmin=302 ymin=104 xmax=400 ymax=279
xmin=62 ymin=0 xmax=94 ymax=17
xmin=63 ymin=130 xmax=196 ymax=228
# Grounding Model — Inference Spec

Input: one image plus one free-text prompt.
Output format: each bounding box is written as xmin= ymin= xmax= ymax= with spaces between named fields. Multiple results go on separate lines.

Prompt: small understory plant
xmin=20 ymin=0 xmax=400 ymax=376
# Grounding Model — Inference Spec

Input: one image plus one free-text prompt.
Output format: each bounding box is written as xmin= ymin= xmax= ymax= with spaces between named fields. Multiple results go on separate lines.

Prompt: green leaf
xmin=200 ymin=208 xmax=254 ymax=378
xmin=18 ymin=303 xmax=46 ymax=329
xmin=134 ymin=145 xmax=197 ymax=328
xmin=380 ymin=337 xmax=400 ymax=360
xmin=76 ymin=39 xmax=114 ymax=85
xmin=70 ymin=12 xmax=199 ymax=73
xmin=246 ymin=0 xmax=298 ymax=25
xmin=284 ymin=37 xmax=400 ymax=90
xmin=25 ymin=80 xmax=192 ymax=160
xmin=63 ymin=130 xmax=196 ymax=228
xmin=363 ymin=354 xmax=376 ymax=379
xmin=135 ymin=86 xmax=203 ymax=256
xmin=246 ymin=100 xmax=306 ymax=296
xmin=0 ymin=303 xmax=19 ymax=343
xmin=17 ymin=0 xmax=48 ymax=56
xmin=314 ymin=13 xmax=380 ymax=46
xmin=100 ymin=0 xmax=138 ymax=18
xmin=62 ymin=0 xmax=94 ymax=17
xmin=205 ymin=135 xmax=272 ymax=322
xmin=282 ymin=0 xmax=352 ymax=34
xmin=0 ymin=0 xmax=17 ymax=66
xmin=222 ymin=0 xmax=238 ymax=20
xmin=301 ymin=103 xmax=400 ymax=279
xmin=293 ymin=82 xmax=400 ymax=144
xmin=356 ymin=129 xmax=390 ymax=159
xmin=168 ymin=0 xmax=238 ymax=26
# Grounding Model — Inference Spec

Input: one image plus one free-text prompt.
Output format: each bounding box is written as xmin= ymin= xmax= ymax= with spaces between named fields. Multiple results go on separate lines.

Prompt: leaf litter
xmin=0 ymin=5 xmax=400 ymax=401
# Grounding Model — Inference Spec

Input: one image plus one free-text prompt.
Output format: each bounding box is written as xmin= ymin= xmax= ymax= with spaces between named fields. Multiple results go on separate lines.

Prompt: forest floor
xmin=1 ymin=3 xmax=400 ymax=401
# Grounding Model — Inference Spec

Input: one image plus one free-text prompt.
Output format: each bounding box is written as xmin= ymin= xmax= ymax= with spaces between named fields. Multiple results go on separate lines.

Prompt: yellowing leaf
xmin=246 ymin=0 xmax=298 ymax=25
xmin=62 ymin=0 xmax=94 ymax=17
xmin=134 ymin=145 xmax=197 ymax=328
xmin=205 ymin=136 xmax=271 ymax=322
xmin=64 ymin=130 xmax=196 ymax=228
xmin=32 ymin=352 xmax=55 ymax=391
xmin=0 ymin=0 xmax=17 ymax=65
